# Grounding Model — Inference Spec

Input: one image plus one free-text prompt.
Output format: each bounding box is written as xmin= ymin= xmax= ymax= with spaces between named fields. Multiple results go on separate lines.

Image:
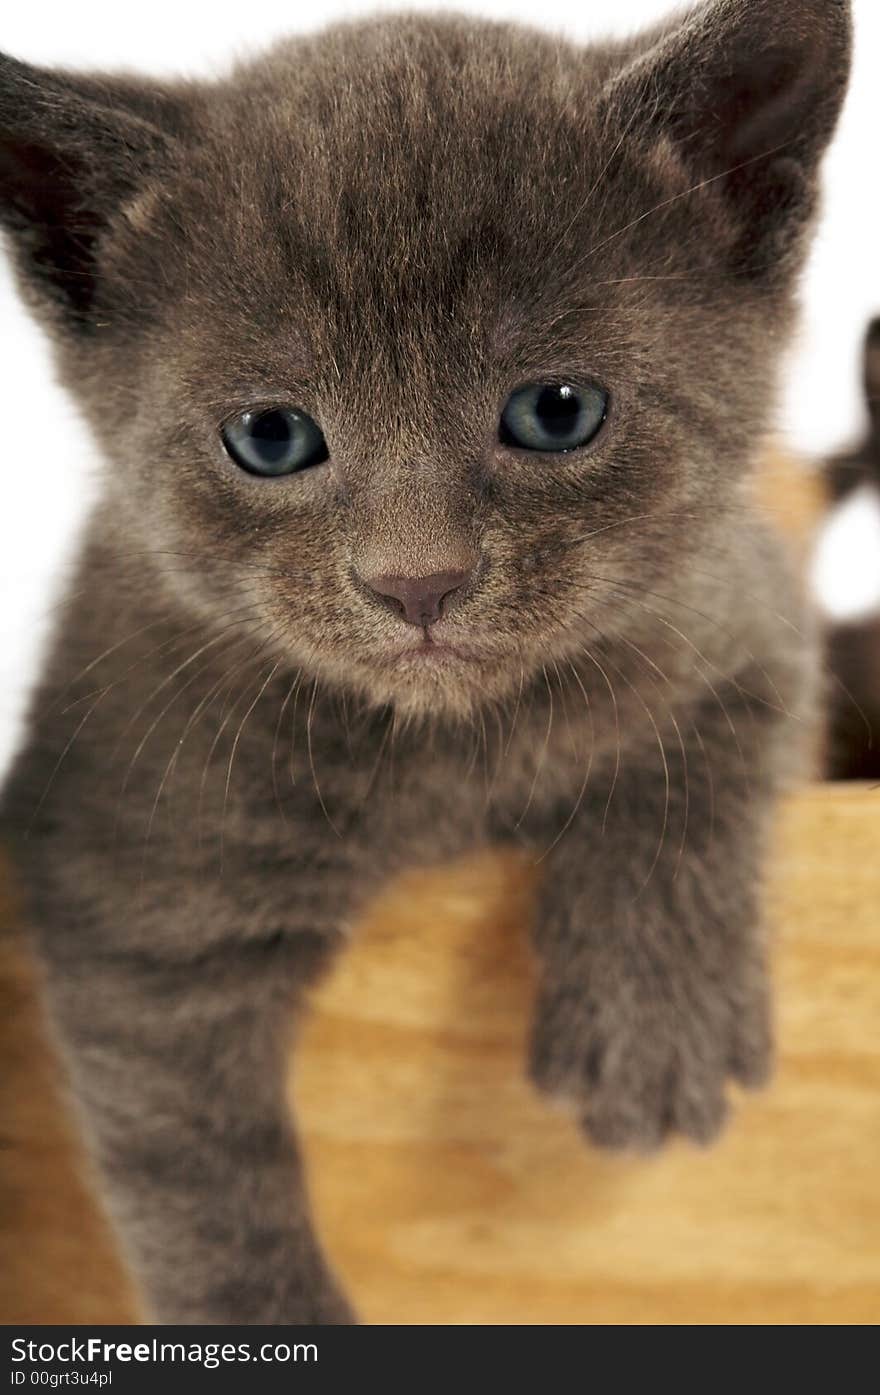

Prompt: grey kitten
xmin=0 ymin=0 xmax=851 ymax=1324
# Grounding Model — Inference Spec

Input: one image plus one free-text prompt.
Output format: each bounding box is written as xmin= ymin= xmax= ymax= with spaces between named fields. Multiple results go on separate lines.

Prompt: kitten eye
xmin=221 ymin=407 xmax=328 ymax=476
xmin=499 ymin=383 xmax=608 ymax=453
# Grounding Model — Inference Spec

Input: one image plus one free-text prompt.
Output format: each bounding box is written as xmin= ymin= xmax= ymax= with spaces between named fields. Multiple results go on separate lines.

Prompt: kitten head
xmin=0 ymin=0 xmax=852 ymax=718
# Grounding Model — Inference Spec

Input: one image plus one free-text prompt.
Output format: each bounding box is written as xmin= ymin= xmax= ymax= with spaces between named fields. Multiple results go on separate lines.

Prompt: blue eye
xmin=222 ymin=407 xmax=328 ymax=476
xmin=500 ymin=383 xmax=608 ymax=453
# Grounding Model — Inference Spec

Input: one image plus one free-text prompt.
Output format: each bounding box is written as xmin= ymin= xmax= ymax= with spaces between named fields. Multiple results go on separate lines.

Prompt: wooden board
xmin=2 ymin=783 xmax=879 ymax=1325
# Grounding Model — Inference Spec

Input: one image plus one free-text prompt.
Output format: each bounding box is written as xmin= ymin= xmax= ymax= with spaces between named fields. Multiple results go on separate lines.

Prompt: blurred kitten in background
xmin=823 ymin=318 xmax=880 ymax=779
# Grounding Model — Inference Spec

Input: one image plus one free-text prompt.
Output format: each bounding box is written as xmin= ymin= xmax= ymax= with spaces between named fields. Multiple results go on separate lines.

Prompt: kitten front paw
xmin=529 ymin=971 xmax=772 ymax=1152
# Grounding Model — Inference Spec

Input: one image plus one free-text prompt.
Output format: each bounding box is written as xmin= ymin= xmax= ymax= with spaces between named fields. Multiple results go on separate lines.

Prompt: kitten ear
xmin=0 ymin=52 xmax=185 ymax=326
xmin=604 ymin=0 xmax=852 ymax=278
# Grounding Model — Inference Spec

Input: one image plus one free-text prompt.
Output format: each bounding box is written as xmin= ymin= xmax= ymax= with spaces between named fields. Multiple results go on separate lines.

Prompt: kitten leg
xmin=37 ymin=930 xmax=353 ymax=1324
xmin=528 ymin=685 xmax=790 ymax=1151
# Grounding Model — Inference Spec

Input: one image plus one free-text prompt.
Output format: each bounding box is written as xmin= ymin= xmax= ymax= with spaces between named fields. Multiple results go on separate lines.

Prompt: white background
xmin=1 ymin=0 xmax=879 ymax=777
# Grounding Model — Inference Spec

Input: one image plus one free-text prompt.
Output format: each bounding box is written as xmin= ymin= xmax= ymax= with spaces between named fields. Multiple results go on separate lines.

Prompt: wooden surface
xmin=2 ymin=783 xmax=879 ymax=1325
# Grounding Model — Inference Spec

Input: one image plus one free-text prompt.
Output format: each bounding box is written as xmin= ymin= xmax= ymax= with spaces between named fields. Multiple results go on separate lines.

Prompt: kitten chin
xmin=295 ymin=641 xmax=524 ymax=723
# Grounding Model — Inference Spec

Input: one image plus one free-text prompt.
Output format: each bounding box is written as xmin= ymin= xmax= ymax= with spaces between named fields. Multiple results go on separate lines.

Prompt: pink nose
xmin=365 ymin=568 xmax=473 ymax=628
